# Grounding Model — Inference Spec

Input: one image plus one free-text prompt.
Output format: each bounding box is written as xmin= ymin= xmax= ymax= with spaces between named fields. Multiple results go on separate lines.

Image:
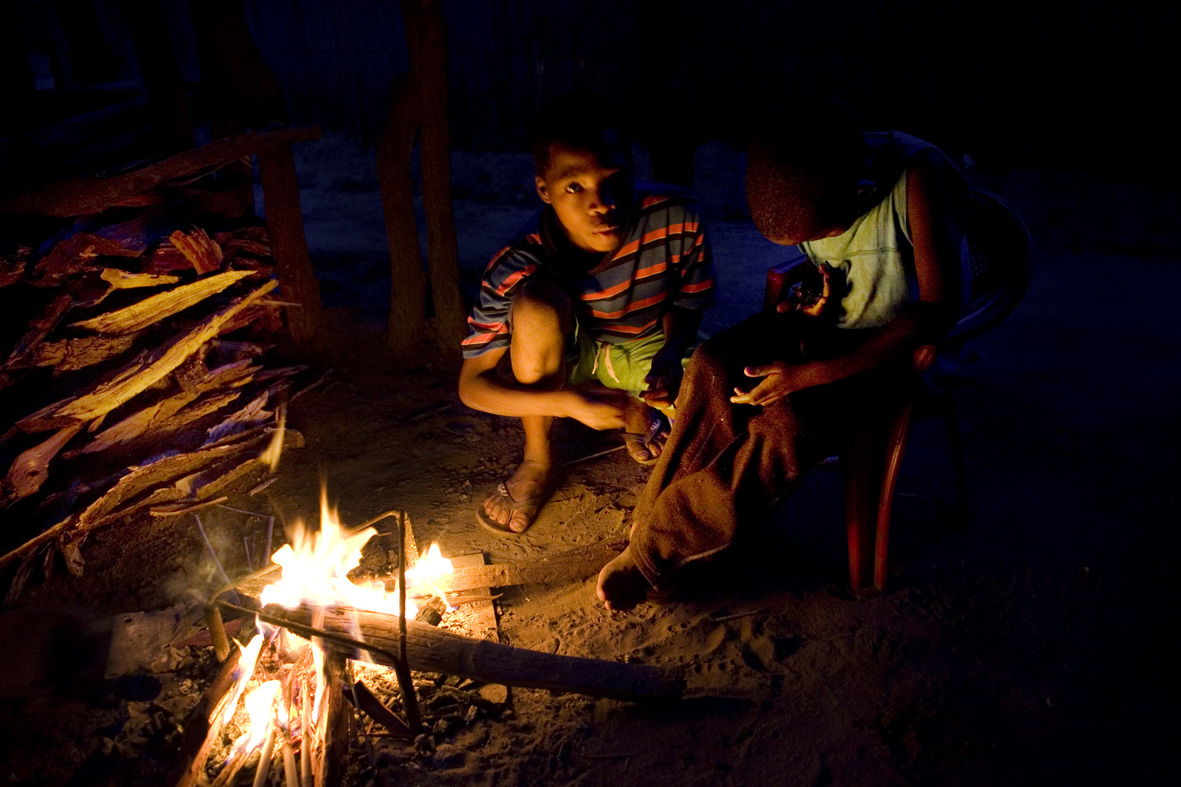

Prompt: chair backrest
xmin=944 ymin=189 xmax=1033 ymax=344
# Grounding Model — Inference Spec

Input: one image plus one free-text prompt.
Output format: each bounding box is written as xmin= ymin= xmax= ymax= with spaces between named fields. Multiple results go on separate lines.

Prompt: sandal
xmin=475 ymin=481 xmax=546 ymax=536
xmin=623 ymin=411 xmax=668 ymax=466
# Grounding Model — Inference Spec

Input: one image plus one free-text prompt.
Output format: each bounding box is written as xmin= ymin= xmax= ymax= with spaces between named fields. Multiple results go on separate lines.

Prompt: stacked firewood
xmin=0 ymin=215 xmax=309 ymax=600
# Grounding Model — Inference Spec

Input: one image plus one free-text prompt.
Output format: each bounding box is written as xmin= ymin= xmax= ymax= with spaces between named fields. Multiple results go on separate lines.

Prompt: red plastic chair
xmin=765 ymin=189 xmax=1033 ymax=593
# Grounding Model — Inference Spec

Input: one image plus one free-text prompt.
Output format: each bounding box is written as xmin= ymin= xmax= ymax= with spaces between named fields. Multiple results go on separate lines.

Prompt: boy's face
xmin=536 ymin=144 xmax=634 ymax=254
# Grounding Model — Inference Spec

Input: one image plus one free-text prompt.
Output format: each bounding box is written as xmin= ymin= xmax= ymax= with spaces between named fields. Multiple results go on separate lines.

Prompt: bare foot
xmin=596 ymin=545 xmax=652 ymax=611
xmin=480 ymin=459 xmax=551 ymax=534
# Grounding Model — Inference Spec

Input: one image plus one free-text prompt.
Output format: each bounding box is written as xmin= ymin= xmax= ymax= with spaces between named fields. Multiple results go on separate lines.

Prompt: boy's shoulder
xmin=864 ymin=131 xmax=964 ymax=189
xmin=633 ymin=183 xmax=706 ymax=223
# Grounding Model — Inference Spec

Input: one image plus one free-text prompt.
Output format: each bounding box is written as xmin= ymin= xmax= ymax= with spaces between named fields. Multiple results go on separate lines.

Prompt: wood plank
xmin=0 ymin=127 xmax=322 ymax=217
xmin=401 ymin=536 xmax=627 ymax=596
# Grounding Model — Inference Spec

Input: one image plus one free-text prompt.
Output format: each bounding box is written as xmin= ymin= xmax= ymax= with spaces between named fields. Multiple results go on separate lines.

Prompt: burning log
xmin=401 ymin=537 xmax=627 ymax=596
xmin=315 ymin=655 xmax=351 ymax=787
xmin=222 ymin=600 xmax=685 ymax=702
xmin=68 ymin=269 xmax=255 ymax=334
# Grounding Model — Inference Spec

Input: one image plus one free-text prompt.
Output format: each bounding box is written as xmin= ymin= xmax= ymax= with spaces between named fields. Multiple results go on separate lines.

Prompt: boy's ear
xmin=535 ymin=176 xmax=552 ymax=204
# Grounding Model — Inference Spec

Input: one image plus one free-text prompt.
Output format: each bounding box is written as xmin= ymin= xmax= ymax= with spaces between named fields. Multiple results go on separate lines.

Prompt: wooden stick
xmin=395 ymin=511 xmax=423 ymax=732
xmin=344 ymin=680 xmax=412 ymax=737
xmin=221 ymin=601 xmax=684 ymax=702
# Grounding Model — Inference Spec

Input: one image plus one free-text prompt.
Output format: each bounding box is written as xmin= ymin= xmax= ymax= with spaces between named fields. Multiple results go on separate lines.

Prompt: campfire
xmin=174 ymin=487 xmax=683 ymax=787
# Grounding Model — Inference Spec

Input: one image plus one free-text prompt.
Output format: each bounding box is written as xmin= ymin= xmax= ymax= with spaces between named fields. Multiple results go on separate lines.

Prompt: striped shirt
xmin=462 ymin=191 xmax=715 ymax=358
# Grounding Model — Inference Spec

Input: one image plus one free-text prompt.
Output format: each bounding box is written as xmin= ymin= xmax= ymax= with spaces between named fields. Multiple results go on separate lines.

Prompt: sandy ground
xmin=1 ymin=139 xmax=1178 ymax=786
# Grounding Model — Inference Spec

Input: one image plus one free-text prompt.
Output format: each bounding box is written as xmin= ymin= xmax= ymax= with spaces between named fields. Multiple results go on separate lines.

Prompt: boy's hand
xmin=567 ymin=387 xmax=631 ymax=430
xmin=730 ymin=362 xmax=819 ymax=408
xmin=641 ymin=347 xmax=684 ymax=409
xmin=779 ymin=263 xmax=834 ymax=317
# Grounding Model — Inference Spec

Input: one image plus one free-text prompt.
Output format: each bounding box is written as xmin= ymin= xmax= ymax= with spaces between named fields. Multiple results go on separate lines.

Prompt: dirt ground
xmin=1 ymin=149 xmax=1178 ymax=786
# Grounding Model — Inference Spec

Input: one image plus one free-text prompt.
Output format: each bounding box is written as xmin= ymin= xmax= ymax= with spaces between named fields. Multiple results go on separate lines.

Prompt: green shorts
xmin=566 ymin=325 xmax=693 ymax=414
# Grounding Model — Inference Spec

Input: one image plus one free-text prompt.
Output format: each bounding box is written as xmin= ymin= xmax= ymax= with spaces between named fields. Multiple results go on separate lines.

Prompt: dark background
xmin=1 ymin=0 xmax=1171 ymax=187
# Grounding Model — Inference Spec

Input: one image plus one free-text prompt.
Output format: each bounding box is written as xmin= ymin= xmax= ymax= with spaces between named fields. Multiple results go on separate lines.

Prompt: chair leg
xmin=842 ymin=431 xmax=882 ymax=593
xmin=874 ymin=398 xmax=918 ymax=592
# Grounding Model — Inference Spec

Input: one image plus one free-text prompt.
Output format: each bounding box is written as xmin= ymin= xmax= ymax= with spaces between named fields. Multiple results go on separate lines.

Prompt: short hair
xmin=531 ymin=92 xmax=631 ymax=176
xmin=745 ymin=99 xmax=865 ymax=242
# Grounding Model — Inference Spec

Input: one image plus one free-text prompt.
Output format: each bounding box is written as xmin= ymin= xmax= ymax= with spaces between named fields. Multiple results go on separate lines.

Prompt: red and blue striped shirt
xmin=462 ymin=191 xmax=715 ymax=358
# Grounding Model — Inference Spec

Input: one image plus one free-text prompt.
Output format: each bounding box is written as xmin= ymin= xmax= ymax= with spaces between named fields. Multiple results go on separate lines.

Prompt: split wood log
xmin=0 ymin=245 xmax=29 ymax=288
xmin=63 ymin=389 xmax=243 ymax=458
xmin=257 ymin=146 xmax=321 ymax=343
xmin=101 ymin=268 xmax=180 ymax=289
xmin=94 ymin=268 xmax=167 ymax=293
xmin=170 ymin=646 xmax=243 ymax=787
xmin=0 ymin=515 xmax=75 ymax=572
xmin=316 ymin=655 xmax=351 ymax=787
xmin=230 ymin=601 xmax=684 ymax=702
xmin=29 ymin=234 xmax=139 ymax=286
xmin=399 ymin=537 xmax=627 ymax=596
xmin=1 ymin=423 xmax=83 ymax=506
xmin=69 ymin=269 xmax=255 ymax=334
xmin=16 ymin=333 xmax=139 ymax=372
xmin=75 ymin=433 xmax=269 ymax=530
xmin=168 ymin=228 xmax=224 ymax=274
xmin=0 ymin=126 xmax=321 ymax=217
xmin=3 ymin=293 xmax=73 ymax=369
xmin=17 ymin=279 xmax=277 ymax=432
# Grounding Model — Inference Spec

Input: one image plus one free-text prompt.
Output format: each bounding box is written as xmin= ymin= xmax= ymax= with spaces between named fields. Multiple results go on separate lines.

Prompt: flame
xmin=229 ymin=679 xmax=282 ymax=756
xmin=260 ymin=490 xmax=411 ymax=616
xmin=258 ymin=488 xmax=455 ymax=616
xmin=406 ymin=542 xmax=456 ymax=610
xmin=222 ymin=633 xmax=265 ymax=725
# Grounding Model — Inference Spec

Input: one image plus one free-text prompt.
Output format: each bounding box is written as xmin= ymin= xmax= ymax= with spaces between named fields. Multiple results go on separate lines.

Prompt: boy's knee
xmin=511 ymin=279 xmax=573 ymax=337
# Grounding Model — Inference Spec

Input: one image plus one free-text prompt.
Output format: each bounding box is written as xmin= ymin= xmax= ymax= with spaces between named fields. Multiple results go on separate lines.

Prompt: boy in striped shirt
xmin=458 ymin=93 xmax=716 ymax=536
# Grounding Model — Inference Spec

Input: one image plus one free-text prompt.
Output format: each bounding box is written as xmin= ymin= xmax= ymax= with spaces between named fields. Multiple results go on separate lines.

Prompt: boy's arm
xmin=458 ymin=348 xmax=630 ymax=430
xmin=731 ymin=160 xmax=964 ymax=407
xmin=643 ymin=206 xmax=716 ymax=407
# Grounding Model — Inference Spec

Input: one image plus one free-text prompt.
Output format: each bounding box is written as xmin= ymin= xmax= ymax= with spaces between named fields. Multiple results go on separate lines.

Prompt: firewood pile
xmin=0 ymin=208 xmax=312 ymax=601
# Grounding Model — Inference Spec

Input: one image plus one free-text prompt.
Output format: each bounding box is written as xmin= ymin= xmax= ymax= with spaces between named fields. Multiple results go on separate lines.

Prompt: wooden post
xmin=377 ymin=73 xmax=427 ymax=359
xmin=416 ymin=0 xmax=466 ymax=364
xmin=258 ymin=145 xmax=322 ymax=344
